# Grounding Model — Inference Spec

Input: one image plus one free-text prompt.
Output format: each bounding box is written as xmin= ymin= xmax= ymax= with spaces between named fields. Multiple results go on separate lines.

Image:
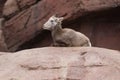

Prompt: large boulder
xmin=3 ymin=0 xmax=37 ymax=17
xmin=3 ymin=0 xmax=120 ymax=19
xmin=1 ymin=0 xmax=120 ymax=51
xmin=3 ymin=0 xmax=20 ymax=17
xmin=0 ymin=0 xmax=6 ymax=18
xmin=17 ymin=0 xmax=37 ymax=9
xmin=0 ymin=18 xmax=8 ymax=51
xmin=0 ymin=47 xmax=120 ymax=80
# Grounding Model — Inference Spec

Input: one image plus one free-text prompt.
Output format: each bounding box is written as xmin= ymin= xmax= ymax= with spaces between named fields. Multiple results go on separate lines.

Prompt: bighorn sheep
xmin=43 ymin=15 xmax=91 ymax=47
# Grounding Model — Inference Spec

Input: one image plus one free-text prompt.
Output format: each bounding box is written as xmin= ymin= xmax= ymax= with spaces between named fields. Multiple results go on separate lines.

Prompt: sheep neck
xmin=52 ymin=24 xmax=63 ymax=36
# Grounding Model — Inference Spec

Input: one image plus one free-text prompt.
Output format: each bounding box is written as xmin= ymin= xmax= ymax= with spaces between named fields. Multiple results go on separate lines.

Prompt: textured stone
xmin=0 ymin=47 xmax=120 ymax=80
xmin=2 ymin=0 xmax=120 ymax=51
xmin=3 ymin=0 xmax=37 ymax=18
xmin=0 ymin=30 xmax=8 ymax=51
xmin=3 ymin=9 xmax=33 ymax=51
xmin=17 ymin=0 xmax=37 ymax=9
xmin=3 ymin=0 xmax=20 ymax=17
xmin=0 ymin=0 xmax=6 ymax=18
xmin=0 ymin=18 xmax=8 ymax=51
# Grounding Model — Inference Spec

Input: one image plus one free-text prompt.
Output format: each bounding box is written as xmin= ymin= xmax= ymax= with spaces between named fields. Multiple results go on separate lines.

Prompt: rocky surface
xmin=0 ymin=0 xmax=120 ymax=51
xmin=3 ymin=0 xmax=120 ymax=19
xmin=0 ymin=0 xmax=6 ymax=18
xmin=3 ymin=0 xmax=37 ymax=18
xmin=0 ymin=18 xmax=8 ymax=51
xmin=0 ymin=47 xmax=120 ymax=80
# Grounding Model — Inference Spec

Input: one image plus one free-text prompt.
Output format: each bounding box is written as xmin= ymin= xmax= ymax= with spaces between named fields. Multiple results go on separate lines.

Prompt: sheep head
xmin=43 ymin=15 xmax=64 ymax=31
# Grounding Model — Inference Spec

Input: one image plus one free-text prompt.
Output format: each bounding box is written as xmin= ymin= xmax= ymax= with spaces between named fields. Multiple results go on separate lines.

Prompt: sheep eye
xmin=51 ymin=20 xmax=54 ymax=22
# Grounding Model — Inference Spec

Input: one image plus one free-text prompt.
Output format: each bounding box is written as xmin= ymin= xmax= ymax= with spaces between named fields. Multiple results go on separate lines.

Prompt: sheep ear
xmin=52 ymin=14 xmax=57 ymax=18
xmin=59 ymin=17 xmax=64 ymax=22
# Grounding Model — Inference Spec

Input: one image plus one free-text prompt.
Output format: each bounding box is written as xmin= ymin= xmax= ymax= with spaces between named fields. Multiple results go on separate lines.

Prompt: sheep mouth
xmin=42 ymin=26 xmax=51 ymax=30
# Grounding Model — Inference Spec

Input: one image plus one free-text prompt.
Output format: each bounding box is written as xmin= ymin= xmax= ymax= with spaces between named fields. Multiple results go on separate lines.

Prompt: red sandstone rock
xmin=3 ymin=0 xmax=19 ymax=17
xmin=0 ymin=18 xmax=8 ymax=51
xmin=0 ymin=0 xmax=6 ymax=18
xmin=17 ymin=0 xmax=37 ymax=9
xmin=1 ymin=0 xmax=120 ymax=51
xmin=0 ymin=47 xmax=120 ymax=80
xmin=3 ymin=0 xmax=37 ymax=17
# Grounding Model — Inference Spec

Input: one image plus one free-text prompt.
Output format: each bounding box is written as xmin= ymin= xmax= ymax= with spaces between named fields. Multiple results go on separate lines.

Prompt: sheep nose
xmin=42 ymin=24 xmax=46 ymax=29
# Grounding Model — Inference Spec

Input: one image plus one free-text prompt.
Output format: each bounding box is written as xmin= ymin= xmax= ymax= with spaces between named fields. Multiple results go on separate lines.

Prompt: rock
xmin=0 ymin=18 xmax=8 ymax=51
xmin=0 ymin=0 xmax=6 ymax=18
xmin=3 ymin=0 xmax=37 ymax=18
xmin=2 ymin=0 xmax=120 ymax=51
xmin=3 ymin=9 xmax=34 ymax=51
xmin=17 ymin=0 xmax=37 ymax=9
xmin=0 ymin=30 xmax=8 ymax=52
xmin=0 ymin=47 xmax=120 ymax=80
xmin=3 ymin=0 xmax=20 ymax=17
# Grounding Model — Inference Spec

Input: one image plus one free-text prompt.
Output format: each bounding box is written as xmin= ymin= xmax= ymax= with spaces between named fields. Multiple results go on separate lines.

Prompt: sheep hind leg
xmin=81 ymin=42 xmax=91 ymax=47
